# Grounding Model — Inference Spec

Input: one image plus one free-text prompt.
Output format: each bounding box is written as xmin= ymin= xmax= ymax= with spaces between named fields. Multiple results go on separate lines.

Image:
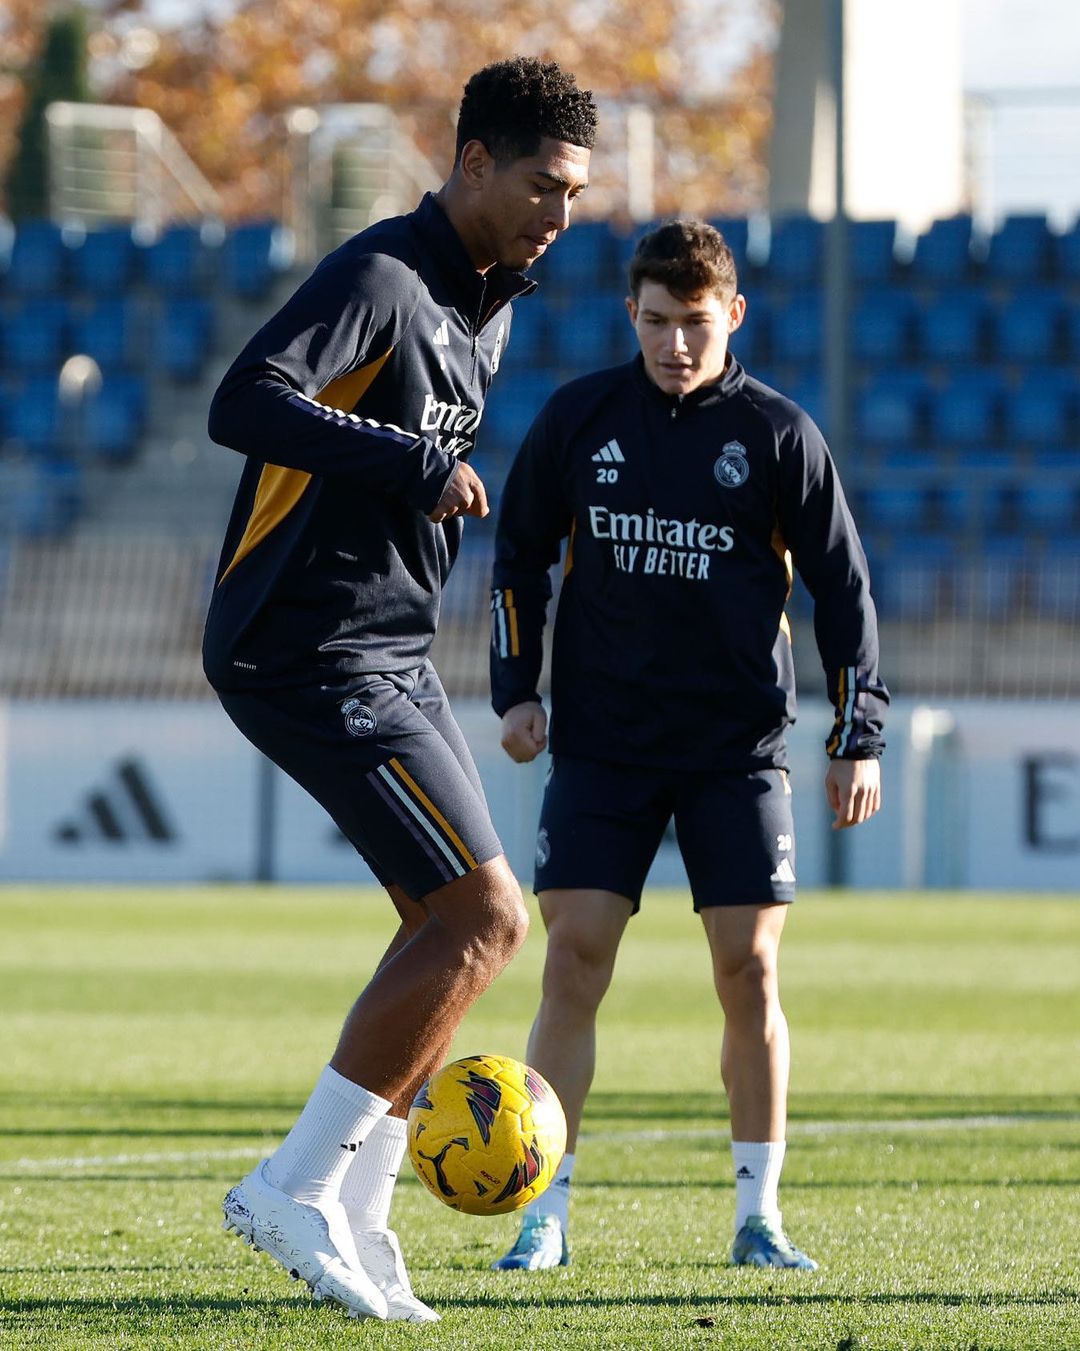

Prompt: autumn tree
xmin=2 ymin=0 xmax=777 ymax=222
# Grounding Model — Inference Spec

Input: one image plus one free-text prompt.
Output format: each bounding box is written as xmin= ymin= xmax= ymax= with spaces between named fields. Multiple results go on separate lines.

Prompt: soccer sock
xmin=265 ymin=1064 xmax=391 ymax=1206
xmin=339 ymin=1112 xmax=408 ymax=1231
xmin=525 ymin=1151 xmax=575 ymax=1227
xmin=731 ymin=1140 xmax=786 ymax=1230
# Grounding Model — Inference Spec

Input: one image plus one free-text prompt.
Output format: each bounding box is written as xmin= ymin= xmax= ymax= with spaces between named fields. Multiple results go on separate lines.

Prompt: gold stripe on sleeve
xmin=219 ymin=351 xmax=392 ymax=582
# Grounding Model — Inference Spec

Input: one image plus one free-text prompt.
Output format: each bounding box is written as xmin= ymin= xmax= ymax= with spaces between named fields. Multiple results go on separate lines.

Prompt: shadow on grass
xmin=3 ymin=1289 xmax=1074 ymax=1322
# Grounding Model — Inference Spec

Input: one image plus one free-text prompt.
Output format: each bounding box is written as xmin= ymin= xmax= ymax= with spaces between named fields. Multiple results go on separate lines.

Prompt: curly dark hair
xmin=628 ymin=220 xmax=739 ymax=302
xmin=456 ymin=57 xmax=598 ymax=164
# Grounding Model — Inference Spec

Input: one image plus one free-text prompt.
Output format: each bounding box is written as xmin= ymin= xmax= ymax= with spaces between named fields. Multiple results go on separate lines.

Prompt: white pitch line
xmin=3 ymin=1115 xmax=1075 ymax=1175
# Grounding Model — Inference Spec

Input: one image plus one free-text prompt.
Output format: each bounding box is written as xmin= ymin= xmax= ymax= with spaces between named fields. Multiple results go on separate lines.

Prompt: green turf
xmin=1 ymin=887 xmax=1078 ymax=1349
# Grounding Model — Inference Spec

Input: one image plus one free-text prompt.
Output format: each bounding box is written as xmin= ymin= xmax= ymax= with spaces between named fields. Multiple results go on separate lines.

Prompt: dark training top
xmin=203 ymin=193 xmax=533 ymax=691
xmin=490 ymin=355 xmax=889 ymax=771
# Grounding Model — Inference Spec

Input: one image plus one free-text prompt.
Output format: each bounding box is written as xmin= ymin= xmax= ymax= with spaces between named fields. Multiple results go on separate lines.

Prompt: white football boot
xmin=222 ymin=1161 xmax=387 ymax=1320
xmin=351 ymin=1226 xmax=441 ymax=1322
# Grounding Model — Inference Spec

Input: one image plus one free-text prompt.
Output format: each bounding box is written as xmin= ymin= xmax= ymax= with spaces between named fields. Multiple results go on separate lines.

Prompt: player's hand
xmin=501 ymin=702 xmax=548 ymax=763
xmin=427 ymin=462 xmax=489 ymax=522
xmin=825 ymin=757 xmax=881 ymax=829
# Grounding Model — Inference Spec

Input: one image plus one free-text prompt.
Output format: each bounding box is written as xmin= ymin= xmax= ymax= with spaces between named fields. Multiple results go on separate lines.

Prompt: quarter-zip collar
xmin=412 ymin=193 xmax=537 ymax=329
xmin=633 ymin=351 xmax=747 ymax=417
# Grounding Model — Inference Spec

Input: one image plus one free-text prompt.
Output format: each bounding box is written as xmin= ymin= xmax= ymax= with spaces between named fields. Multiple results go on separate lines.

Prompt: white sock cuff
xmin=322 ymin=1064 xmax=392 ymax=1118
xmin=554 ymin=1151 xmax=576 ymax=1182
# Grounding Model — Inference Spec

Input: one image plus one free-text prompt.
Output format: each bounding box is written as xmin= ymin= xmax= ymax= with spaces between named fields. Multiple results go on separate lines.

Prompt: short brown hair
xmin=628 ymin=219 xmax=738 ymax=302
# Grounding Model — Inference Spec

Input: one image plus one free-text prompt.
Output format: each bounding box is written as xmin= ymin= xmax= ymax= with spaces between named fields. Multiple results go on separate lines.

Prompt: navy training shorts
xmin=218 ymin=661 xmax=503 ymax=901
xmin=534 ymin=756 xmax=797 ymax=911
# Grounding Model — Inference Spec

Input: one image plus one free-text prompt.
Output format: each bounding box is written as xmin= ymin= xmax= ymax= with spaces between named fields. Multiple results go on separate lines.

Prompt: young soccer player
xmin=490 ymin=218 xmax=888 ymax=1272
xmin=203 ymin=58 xmax=596 ymax=1322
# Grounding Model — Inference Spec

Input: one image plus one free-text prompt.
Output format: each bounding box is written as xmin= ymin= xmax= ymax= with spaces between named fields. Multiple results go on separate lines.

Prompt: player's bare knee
xmin=542 ymin=932 xmax=615 ymax=1010
xmin=715 ymin=950 xmax=776 ymax=1015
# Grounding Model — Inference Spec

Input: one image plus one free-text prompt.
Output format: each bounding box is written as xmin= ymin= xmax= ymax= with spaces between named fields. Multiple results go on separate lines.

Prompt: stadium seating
xmin=1 ymin=206 xmax=1077 ymax=580
xmin=848 ymin=218 xmax=898 ymax=283
xmin=5 ymin=220 xmax=72 ymax=296
xmin=914 ymin=290 xmax=992 ymax=363
xmin=909 ymin=214 xmax=974 ymax=282
xmin=984 ymin=213 xmax=1055 ymax=281
xmin=851 ymin=289 xmax=915 ymax=363
xmin=71 ymin=224 xmax=139 ymax=296
xmin=991 ymin=290 xmax=1064 ymax=364
xmin=765 ymin=214 xmax=824 ymax=286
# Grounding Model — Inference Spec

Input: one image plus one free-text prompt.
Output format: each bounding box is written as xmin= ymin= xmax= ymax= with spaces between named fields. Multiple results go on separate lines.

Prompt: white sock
xmin=524 ymin=1151 xmax=575 ymax=1227
xmin=731 ymin=1140 xmax=786 ymax=1229
xmin=265 ymin=1064 xmax=391 ymax=1206
xmin=339 ymin=1112 xmax=408 ymax=1231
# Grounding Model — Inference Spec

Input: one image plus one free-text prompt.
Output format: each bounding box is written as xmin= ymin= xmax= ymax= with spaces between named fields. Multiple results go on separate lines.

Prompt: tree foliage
xmin=2 ymin=0 xmax=777 ymax=221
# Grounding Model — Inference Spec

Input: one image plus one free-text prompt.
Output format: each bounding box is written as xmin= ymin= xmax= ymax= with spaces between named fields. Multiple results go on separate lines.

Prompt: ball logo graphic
xmin=341 ymin=698 xmax=377 ymax=737
xmin=714 ymin=441 xmax=749 ymax=488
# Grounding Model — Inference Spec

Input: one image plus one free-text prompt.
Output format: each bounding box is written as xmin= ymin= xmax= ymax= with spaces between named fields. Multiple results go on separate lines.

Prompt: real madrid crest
xmin=342 ymin=697 xmax=377 ymax=737
xmin=714 ymin=440 xmax=749 ymax=489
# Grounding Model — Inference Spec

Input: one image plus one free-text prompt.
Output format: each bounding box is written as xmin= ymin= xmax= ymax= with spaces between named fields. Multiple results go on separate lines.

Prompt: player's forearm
xmin=207 ymin=374 xmax=456 ymax=510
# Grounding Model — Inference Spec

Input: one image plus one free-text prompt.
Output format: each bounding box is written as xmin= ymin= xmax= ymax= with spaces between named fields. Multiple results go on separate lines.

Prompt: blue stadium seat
xmin=554 ymin=301 xmax=620 ymax=375
xmin=6 ymin=375 xmax=63 ymax=455
xmin=1064 ymin=303 xmax=1080 ymax=363
xmin=1005 ymin=370 xmax=1075 ymax=445
xmin=933 ymin=479 xmax=988 ymax=533
xmin=910 ymin=215 xmax=973 ymax=282
xmin=71 ymin=224 xmax=139 ymax=295
xmin=848 ymin=219 xmax=898 ymax=283
xmin=4 ymin=298 xmax=70 ymax=374
xmin=854 ymin=371 xmax=929 ymax=444
xmin=929 ymin=369 xmax=1006 ymax=444
xmin=850 ymin=289 xmax=914 ymax=363
xmin=143 ymin=224 xmax=214 ymax=295
xmin=501 ymin=304 xmax=550 ymax=370
xmin=7 ymin=220 xmax=70 ymax=296
xmin=69 ymin=298 xmax=147 ymax=372
xmin=858 ymin=480 xmax=932 ymax=533
xmin=709 ymin=217 xmax=750 ymax=276
xmin=1054 ymin=220 xmax=1080 ymax=280
xmin=1010 ymin=478 xmax=1080 ymax=534
xmin=914 ymin=290 xmax=991 ymax=362
xmin=482 ymin=371 xmax=557 ymax=453
xmin=767 ymin=292 xmax=823 ymax=365
xmin=785 ymin=374 xmax=827 ymax=433
xmin=533 ymin=220 xmax=616 ymax=295
xmin=765 ymin=214 xmax=824 ymax=286
xmin=81 ymin=376 xmax=147 ymax=463
xmin=223 ymin=220 xmax=292 ymax=301
xmin=991 ymin=290 xmax=1064 ymax=364
xmin=157 ymin=297 xmax=216 ymax=382
xmin=984 ymin=213 xmax=1055 ymax=281
xmin=732 ymin=294 xmax=769 ymax=366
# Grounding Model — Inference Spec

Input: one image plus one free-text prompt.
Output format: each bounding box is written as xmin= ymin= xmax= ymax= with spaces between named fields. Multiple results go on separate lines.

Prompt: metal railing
xmin=46 ymin=101 xmax=222 ymax=228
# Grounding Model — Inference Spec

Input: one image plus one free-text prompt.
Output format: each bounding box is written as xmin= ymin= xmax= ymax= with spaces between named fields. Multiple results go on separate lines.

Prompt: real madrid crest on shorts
xmin=341 ymin=697 xmax=377 ymax=737
xmin=535 ymin=827 xmax=551 ymax=869
xmin=714 ymin=440 xmax=750 ymax=488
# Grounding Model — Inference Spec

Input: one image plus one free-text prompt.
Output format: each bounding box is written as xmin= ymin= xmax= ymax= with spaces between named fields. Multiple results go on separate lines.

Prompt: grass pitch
xmin=0 ymin=886 xmax=1078 ymax=1350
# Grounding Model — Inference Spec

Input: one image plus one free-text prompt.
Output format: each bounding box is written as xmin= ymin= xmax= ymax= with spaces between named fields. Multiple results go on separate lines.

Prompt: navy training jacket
xmin=203 ymin=193 xmax=533 ymax=691
xmin=490 ymin=355 xmax=889 ymax=771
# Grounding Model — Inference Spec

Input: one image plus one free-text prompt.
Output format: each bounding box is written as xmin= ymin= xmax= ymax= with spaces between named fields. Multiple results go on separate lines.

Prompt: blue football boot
xmin=491 ymin=1215 xmax=569 ymax=1271
xmin=731 ymin=1215 xmax=818 ymax=1270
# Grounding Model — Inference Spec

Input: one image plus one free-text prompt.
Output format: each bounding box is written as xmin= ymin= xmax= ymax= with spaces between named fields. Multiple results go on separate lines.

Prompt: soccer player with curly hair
xmin=205 ymin=58 xmax=596 ymax=1323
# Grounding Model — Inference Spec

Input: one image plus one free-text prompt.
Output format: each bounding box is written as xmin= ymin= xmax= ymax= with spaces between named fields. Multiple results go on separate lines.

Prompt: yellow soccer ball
xmin=407 ymin=1054 xmax=567 ymax=1216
